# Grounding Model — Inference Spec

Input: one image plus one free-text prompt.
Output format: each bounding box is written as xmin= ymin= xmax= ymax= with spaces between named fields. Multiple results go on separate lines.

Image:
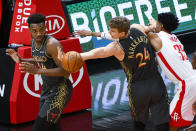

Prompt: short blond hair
xmin=109 ymin=16 xmax=130 ymax=35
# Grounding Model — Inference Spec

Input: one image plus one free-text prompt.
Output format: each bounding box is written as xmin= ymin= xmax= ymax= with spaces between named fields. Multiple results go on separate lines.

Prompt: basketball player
xmin=58 ymin=16 xmax=170 ymax=131
xmin=146 ymin=13 xmax=196 ymax=131
xmin=6 ymin=14 xmax=72 ymax=131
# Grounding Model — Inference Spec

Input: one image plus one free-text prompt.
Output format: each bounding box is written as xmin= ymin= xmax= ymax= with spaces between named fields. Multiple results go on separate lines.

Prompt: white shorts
xmin=170 ymin=76 xmax=196 ymax=127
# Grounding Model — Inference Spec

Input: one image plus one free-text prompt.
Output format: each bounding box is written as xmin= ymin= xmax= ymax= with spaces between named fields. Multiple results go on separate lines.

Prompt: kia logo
xmin=45 ymin=15 xmax=65 ymax=35
xmin=23 ymin=67 xmax=84 ymax=98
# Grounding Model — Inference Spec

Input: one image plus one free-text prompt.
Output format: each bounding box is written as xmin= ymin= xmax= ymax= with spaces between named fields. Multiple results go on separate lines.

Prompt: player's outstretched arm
xmin=80 ymin=41 xmax=123 ymax=61
xmin=74 ymin=30 xmax=116 ymax=41
xmin=74 ymin=30 xmax=101 ymax=37
xmin=130 ymin=24 xmax=156 ymax=35
xmin=147 ymin=32 xmax=162 ymax=52
xmin=58 ymin=46 xmax=112 ymax=61
xmin=6 ymin=49 xmax=21 ymax=63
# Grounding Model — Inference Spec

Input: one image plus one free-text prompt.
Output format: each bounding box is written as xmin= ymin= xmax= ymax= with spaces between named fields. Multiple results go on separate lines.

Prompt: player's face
xmin=148 ymin=18 xmax=162 ymax=33
xmin=109 ymin=27 xmax=125 ymax=39
xmin=29 ymin=22 xmax=46 ymax=43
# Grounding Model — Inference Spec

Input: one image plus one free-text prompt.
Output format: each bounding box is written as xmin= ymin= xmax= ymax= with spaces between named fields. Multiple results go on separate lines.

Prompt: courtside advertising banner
xmin=9 ymin=0 xmax=70 ymax=45
xmin=66 ymin=0 xmax=196 ymax=52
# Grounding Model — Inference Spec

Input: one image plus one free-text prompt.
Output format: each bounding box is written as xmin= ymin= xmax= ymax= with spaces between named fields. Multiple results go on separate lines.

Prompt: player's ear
xmin=120 ymin=32 xmax=126 ymax=37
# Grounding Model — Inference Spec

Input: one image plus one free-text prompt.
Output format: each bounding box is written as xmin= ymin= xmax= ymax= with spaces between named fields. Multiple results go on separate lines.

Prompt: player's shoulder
xmin=106 ymin=41 xmax=122 ymax=53
xmin=47 ymin=36 xmax=61 ymax=46
xmin=130 ymin=24 xmax=146 ymax=34
xmin=111 ymin=41 xmax=121 ymax=49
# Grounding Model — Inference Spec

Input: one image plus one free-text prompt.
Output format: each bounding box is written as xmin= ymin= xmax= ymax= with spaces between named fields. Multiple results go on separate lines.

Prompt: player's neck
xmin=35 ymin=35 xmax=45 ymax=48
xmin=35 ymin=39 xmax=45 ymax=49
xmin=119 ymin=33 xmax=129 ymax=40
xmin=162 ymin=29 xmax=171 ymax=34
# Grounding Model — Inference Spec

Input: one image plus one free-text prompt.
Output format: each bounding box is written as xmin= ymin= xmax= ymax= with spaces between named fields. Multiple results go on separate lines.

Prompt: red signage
xmin=9 ymin=0 xmax=70 ymax=45
xmin=9 ymin=38 xmax=91 ymax=124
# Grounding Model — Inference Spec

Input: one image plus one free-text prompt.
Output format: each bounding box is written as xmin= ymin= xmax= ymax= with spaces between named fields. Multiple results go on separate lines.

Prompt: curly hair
xmin=158 ymin=13 xmax=179 ymax=33
xmin=27 ymin=13 xmax=46 ymax=26
xmin=109 ymin=16 xmax=130 ymax=34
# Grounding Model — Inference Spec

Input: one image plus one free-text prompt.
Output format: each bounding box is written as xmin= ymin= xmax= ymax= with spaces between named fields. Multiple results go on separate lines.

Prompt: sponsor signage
xmin=9 ymin=0 xmax=70 ymax=45
xmin=0 ymin=84 xmax=5 ymax=97
xmin=46 ymin=15 xmax=65 ymax=35
xmin=67 ymin=0 xmax=196 ymax=52
xmin=23 ymin=67 xmax=84 ymax=98
xmin=90 ymin=68 xmax=177 ymax=117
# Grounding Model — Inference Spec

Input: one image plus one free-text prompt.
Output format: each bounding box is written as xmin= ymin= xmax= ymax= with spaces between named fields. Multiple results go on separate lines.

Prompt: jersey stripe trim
xmin=157 ymin=52 xmax=191 ymax=127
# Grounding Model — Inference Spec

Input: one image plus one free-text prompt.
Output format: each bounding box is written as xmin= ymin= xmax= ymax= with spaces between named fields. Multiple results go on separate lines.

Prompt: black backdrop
xmin=0 ymin=48 xmax=15 ymax=123
xmin=0 ymin=0 xmax=13 ymax=48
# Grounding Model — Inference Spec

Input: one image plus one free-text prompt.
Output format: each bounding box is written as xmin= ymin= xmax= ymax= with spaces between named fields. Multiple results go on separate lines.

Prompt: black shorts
xmin=38 ymin=79 xmax=73 ymax=124
xmin=127 ymin=75 xmax=170 ymax=125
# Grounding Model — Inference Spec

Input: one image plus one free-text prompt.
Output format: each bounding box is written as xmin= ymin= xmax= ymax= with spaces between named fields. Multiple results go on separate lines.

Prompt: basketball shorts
xmin=170 ymin=75 xmax=196 ymax=127
xmin=128 ymin=75 xmax=170 ymax=125
xmin=38 ymin=79 xmax=73 ymax=124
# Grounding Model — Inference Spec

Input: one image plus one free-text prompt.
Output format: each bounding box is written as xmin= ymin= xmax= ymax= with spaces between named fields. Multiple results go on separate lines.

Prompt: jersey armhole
xmin=45 ymin=37 xmax=53 ymax=58
xmin=155 ymin=33 xmax=164 ymax=54
xmin=116 ymin=41 xmax=126 ymax=62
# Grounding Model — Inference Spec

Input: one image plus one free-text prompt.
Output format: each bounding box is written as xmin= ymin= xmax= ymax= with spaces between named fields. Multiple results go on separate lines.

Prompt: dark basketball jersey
xmin=31 ymin=35 xmax=65 ymax=85
xmin=119 ymin=28 xmax=159 ymax=83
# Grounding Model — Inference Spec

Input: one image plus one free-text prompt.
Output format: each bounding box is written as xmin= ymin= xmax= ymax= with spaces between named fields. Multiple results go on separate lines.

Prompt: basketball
xmin=62 ymin=51 xmax=83 ymax=73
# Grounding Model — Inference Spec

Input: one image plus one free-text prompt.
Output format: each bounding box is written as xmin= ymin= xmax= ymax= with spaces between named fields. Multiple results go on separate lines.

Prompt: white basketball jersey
xmin=156 ymin=31 xmax=194 ymax=85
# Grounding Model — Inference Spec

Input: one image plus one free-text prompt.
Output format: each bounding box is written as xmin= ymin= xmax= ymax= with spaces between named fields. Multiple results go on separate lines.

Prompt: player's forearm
xmin=144 ymin=26 xmax=154 ymax=34
xmin=36 ymin=67 xmax=70 ymax=77
xmin=131 ymin=24 xmax=155 ymax=34
xmin=21 ymin=58 xmax=37 ymax=65
xmin=80 ymin=48 xmax=106 ymax=61
xmin=91 ymin=32 xmax=101 ymax=37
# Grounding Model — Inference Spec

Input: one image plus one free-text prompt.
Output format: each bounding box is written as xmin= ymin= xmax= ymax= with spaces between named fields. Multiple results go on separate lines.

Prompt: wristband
xmin=90 ymin=31 xmax=94 ymax=36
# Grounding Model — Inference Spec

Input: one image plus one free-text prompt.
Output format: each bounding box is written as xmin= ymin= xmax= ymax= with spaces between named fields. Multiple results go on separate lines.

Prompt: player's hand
xmin=6 ymin=49 xmax=21 ymax=63
xmin=74 ymin=30 xmax=92 ymax=37
xmin=19 ymin=62 xmax=38 ymax=74
xmin=57 ymin=46 xmax=64 ymax=62
xmin=148 ymin=18 xmax=157 ymax=33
